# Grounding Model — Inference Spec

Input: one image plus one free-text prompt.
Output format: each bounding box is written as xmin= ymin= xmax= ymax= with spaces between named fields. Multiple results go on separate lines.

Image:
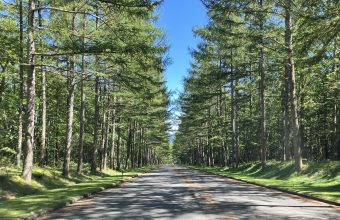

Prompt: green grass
xmin=0 ymin=164 xmax=155 ymax=219
xmin=191 ymin=160 xmax=340 ymax=204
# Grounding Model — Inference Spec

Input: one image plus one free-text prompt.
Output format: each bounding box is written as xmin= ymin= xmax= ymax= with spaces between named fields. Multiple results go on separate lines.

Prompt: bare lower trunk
xmin=22 ymin=0 xmax=36 ymax=183
xmin=0 ymin=76 xmax=5 ymax=102
xmin=137 ymin=128 xmax=143 ymax=167
xmin=100 ymin=110 xmax=106 ymax=171
xmin=91 ymin=12 xmax=100 ymax=173
xmin=62 ymin=12 xmax=76 ymax=178
xmin=17 ymin=0 xmax=24 ymax=168
xmin=285 ymin=0 xmax=302 ymax=172
xmin=231 ymin=50 xmax=239 ymax=168
xmin=91 ymin=76 xmax=100 ymax=173
xmin=39 ymin=65 xmax=47 ymax=166
xmin=117 ymin=123 xmax=121 ymax=171
xmin=77 ymin=60 xmax=85 ymax=174
xmin=259 ymin=0 xmax=267 ymax=167
xmin=62 ymin=62 xmax=75 ymax=178
xmin=103 ymin=116 xmax=109 ymax=170
xmin=77 ymin=13 xmax=86 ymax=174
xmin=233 ymin=79 xmax=240 ymax=168
xmin=38 ymin=1 xmax=46 ymax=167
xmin=110 ymin=97 xmax=116 ymax=169
xmin=282 ymin=68 xmax=291 ymax=161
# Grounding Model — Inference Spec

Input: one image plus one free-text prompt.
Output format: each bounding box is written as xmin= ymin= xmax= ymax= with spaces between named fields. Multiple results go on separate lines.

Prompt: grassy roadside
xmin=190 ymin=160 xmax=340 ymax=204
xmin=0 ymin=164 xmax=156 ymax=219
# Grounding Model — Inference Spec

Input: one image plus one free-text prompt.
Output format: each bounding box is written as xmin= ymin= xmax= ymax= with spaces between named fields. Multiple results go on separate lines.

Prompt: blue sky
xmin=156 ymin=0 xmax=208 ymax=101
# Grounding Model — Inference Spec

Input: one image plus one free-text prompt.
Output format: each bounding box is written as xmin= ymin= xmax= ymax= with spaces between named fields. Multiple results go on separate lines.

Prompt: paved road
xmin=42 ymin=166 xmax=340 ymax=219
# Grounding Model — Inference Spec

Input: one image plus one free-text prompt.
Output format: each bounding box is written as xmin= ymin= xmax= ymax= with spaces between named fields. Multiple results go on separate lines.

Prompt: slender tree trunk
xmin=17 ymin=0 xmax=24 ymax=168
xmin=100 ymin=106 xmax=106 ymax=171
xmin=38 ymin=0 xmax=46 ymax=167
xmin=125 ymin=122 xmax=132 ymax=169
xmin=299 ymin=69 xmax=306 ymax=159
xmin=22 ymin=0 xmax=36 ymax=183
xmin=207 ymin=105 xmax=212 ymax=166
xmin=39 ymin=64 xmax=47 ymax=166
xmin=77 ymin=15 xmax=86 ymax=174
xmin=91 ymin=11 xmax=100 ymax=173
xmin=285 ymin=0 xmax=303 ymax=172
xmin=77 ymin=84 xmax=85 ymax=175
xmin=334 ymin=43 xmax=340 ymax=160
xmin=116 ymin=118 xmax=121 ymax=171
xmin=259 ymin=53 xmax=267 ymax=167
xmin=91 ymin=75 xmax=100 ymax=173
xmin=110 ymin=96 xmax=116 ymax=169
xmin=62 ymin=11 xmax=76 ymax=178
xmin=223 ymin=90 xmax=229 ymax=166
xmin=138 ymin=127 xmax=143 ymax=167
xmin=131 ymin=120 xmax=137 ymax=168
xmin=282 ymin=69 xmax=290 ymax=161
xmin=259 ymin=0 xmax=267 ymax=167
xmin=231 ymin=49 xmax=239 ymax=168
xmin=0 ymin=73 xmax=5 ymax=102
xmin=103 ymin=109 xmax=110 ymax=171
xmin=336 ymin=97 xmax=340 ymax=160
xmin=62 ymin=62 xmax=75 ymax=177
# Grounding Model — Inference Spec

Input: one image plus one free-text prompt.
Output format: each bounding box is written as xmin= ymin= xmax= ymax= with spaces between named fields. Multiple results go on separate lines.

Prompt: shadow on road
xmin=43 ymin=166 xmax=340 ymax=220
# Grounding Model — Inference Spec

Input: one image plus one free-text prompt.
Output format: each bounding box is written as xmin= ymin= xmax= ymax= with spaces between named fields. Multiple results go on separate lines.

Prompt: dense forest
xmin=0 ymin=0 xmax=170 ymax=183
xmin=173 ymin=0 xmax=339 ymax=172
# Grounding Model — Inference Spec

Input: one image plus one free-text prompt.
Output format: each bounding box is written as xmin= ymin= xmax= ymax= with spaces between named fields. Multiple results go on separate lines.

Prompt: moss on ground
xmin=191 ymin=160 xmax=340 ymax=204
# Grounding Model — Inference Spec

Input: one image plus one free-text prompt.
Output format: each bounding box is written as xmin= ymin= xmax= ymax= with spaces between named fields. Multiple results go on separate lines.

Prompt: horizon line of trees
xmin=173 ymin=0 xmax=339 ymax=172
xmin=0 ymin=0 xmax=171 ymax=183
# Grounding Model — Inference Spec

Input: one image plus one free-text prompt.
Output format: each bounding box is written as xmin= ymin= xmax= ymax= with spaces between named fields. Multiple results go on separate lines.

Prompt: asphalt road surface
xmin=41 ymin=166 xmax=340 ymax=219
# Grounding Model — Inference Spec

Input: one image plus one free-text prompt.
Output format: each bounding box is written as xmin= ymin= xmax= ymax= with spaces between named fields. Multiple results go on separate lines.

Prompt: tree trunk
xmin=333 ymin=40 xmax=339 ymax=160
xmin=282 ymin=68 xmax=290 ymax=161
xmin=100 ymin=107 xmax=106 ymax=171
xmin=77 ymin=15 xmax=86 ymax=174
xmin=62 ymin=61 xmax=75 ymax=178
xmin=336 ymin=98 xmax=340 ymax=160
xmin=125 ymin=122 xmax=132 ymax=169
xmin=77 ymin=77 xmax=85 ymax=174
xmin=259 ymin=0 xmax=267 ymax=167
xmin=103 ymin=110 xmax=110 ymax=171
xmin=91 ymin=75 xmax=100 ymax=173
xmin=116 ymin=118 xmax=121 ymax=171
xmin=110 ymin=96 xmax=116 ymax=169
xmin=38 ymin=0 xmax=46 ymax=167
xmin=91 ymin=11 xmax=100 ymax=173
xmin=16 ymin=0 xmax=24 ymax=168
xmin=62 ymin=11 xmax=76 ymax=178
xmin=285 ymin=0 xmax=303 ymax=172
xmin=231 ymin=49 xmax=239 ymax=168
xmin=299 ymin=68 xmax=306 ymax=159
xmin=22 ymin=0 xmax=36 ymax=183
xmin=0 ymin=74 xmax=5 ymax=102
xmin=138 ymin=127 xmax=143 ymax=167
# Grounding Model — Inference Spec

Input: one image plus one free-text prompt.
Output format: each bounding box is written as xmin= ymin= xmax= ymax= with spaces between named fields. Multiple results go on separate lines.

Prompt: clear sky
xmin=156 ymin=0 xmax=208 ymax=101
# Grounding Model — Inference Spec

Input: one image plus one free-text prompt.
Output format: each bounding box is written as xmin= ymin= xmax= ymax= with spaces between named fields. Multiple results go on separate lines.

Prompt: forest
xmin=173 ymin=0 xmax=339 ymax=172
xmin=0 ymin=0 xmax=340 ymax=219
xmin=0 ymin=0 xmax=170 ymax=183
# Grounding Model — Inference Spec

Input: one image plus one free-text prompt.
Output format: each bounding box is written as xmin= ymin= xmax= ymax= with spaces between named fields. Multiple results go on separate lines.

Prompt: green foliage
xmin=0 ymin=0 xmax=170 ymax=182
xmin=174 ymin=0 xmax=339 ymax=166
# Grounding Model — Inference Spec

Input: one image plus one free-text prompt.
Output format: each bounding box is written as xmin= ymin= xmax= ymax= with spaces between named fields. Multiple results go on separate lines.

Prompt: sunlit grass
xmin=0 ymin=164 xmax=155 ymax=219
xmin=192 ymin=160 xmax=340 ymax=203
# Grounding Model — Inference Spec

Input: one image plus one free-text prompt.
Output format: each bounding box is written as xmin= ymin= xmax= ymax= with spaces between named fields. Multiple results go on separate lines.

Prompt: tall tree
xmin=22 ymin=0 xmax=36 ymax=183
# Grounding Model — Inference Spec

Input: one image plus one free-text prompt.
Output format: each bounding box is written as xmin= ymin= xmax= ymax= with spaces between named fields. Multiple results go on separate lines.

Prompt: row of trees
xmin=0 ymin=0 xmax=170 ymax=183
xmin=173 ymin=0 xmax=339 ymax=172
